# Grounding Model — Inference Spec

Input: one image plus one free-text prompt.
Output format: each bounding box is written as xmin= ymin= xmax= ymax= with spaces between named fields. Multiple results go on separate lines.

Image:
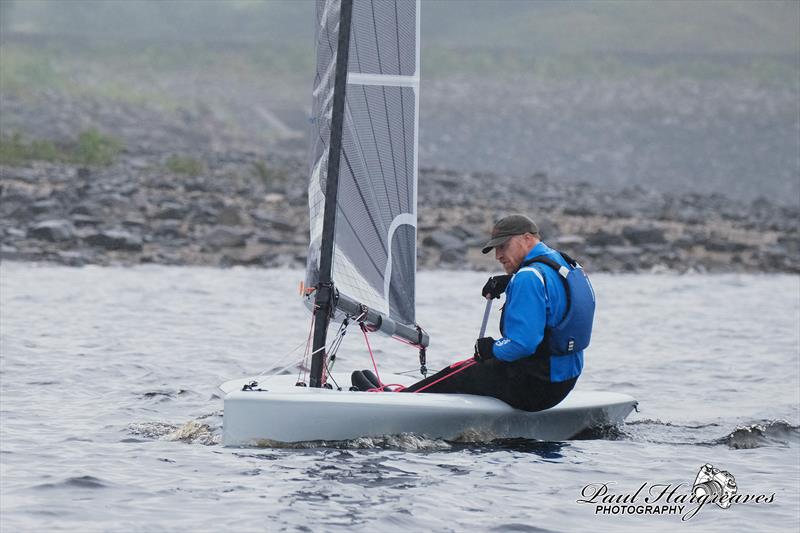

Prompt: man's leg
xmin=401 ymin=358 xmax=507 ymax=394
xmin=402 ymin=357 xmax=578 ymax=412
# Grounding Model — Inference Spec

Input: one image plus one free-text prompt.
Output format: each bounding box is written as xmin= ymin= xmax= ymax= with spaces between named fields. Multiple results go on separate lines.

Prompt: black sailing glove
xmin=474 ymin=337 xmax=496 ymax=361
xmin=481 ymin=274 xmax=512 ymax=299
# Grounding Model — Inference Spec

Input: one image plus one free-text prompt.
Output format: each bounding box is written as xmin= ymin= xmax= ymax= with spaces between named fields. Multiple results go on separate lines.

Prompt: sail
xmin=307 ymin=0 xmax=420 ymax=328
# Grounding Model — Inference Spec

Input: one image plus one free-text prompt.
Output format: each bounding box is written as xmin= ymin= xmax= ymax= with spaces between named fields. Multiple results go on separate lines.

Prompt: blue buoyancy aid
xmin=495 ymin=243 xmax=593 ymax=382
xmin=522 ymin=252 xmax=595 ymax=356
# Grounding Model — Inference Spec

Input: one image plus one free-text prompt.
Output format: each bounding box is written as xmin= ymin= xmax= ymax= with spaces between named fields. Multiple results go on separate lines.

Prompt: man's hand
xmin=474 ymin=337 xmax=496 ymax=361
xmin=481 ymin=274 xmax=512 ymax=299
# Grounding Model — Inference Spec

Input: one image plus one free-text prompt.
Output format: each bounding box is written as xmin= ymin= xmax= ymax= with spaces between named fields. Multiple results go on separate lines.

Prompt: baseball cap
xmin=481 ymin=214 xmax=539 ymax=254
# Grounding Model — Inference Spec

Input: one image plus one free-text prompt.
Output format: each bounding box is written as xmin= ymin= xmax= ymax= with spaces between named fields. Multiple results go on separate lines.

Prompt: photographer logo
xmin=576 ymin=464 xmax=775 ymax=521
xmin=692 ymin=464 xmax=736 ymax=508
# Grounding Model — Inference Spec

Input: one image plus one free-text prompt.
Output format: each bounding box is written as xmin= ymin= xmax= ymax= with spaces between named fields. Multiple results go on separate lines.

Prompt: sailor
xmin=393 ymin=214 xmax=594 ymax=411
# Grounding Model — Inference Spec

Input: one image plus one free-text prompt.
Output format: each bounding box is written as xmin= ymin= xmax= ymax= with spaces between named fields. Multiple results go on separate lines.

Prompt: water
xmin=1 ymin=263 xmax=798 ymax=532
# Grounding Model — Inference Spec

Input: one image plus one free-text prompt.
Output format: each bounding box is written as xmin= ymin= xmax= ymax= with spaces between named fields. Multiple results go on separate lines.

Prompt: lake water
xmin=1 ymin=263 xmax=798 ymax=532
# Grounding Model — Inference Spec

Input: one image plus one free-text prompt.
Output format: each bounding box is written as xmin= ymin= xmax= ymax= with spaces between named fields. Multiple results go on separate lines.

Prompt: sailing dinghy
xmin=220 ymin=0 xmax=636 ymax=446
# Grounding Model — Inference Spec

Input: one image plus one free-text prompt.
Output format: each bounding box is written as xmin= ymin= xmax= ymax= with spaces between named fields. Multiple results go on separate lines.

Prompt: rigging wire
xmin=321 ymin=318 xmax=350 ymax=389
xmin=255 ymin=338 xmax=309 ymax=378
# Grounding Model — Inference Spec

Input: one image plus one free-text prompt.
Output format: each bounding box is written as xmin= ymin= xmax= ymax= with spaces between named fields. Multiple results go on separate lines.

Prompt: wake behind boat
xmin=220 ymin=0 xmax=636 ymax=446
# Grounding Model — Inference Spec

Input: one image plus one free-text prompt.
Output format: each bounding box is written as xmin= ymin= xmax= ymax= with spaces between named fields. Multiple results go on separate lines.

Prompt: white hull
xmin=221 ymin=374 xmax=637 ymax=446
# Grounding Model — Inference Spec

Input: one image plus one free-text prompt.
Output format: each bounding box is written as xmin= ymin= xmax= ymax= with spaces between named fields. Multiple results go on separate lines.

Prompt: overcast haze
xmin=1 ymin=0 xmax=798 ymax=202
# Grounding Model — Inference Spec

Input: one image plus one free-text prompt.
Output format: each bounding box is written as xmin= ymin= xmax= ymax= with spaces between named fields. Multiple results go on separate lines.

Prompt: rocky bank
xmin=1 ymin=153 xmax=798 ymax=274
xmin=1 ymin=85 xmax=798 ymax=274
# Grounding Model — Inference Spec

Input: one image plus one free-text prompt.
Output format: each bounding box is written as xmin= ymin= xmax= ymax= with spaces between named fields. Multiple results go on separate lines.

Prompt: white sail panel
xmin=307 ymin=0 xmax=420 ymax=327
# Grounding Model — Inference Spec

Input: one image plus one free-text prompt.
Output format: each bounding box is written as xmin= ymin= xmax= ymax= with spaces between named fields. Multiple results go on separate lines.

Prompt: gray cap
xmin=481 ymin=214 xmax=539 ymax=254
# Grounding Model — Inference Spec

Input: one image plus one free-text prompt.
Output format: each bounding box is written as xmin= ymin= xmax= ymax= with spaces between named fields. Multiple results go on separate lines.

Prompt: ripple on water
xmin=140 ymin=389 xmax=195 ymax=401
xmin=602 ymin=418 xmax=800 ymax=449
xmin=715 ymin=420 xmax=800 ymax=449
xmin=34 ymin=476 xmax=108 ymax=490
xmin=2 ymin=266 xmax=798 ymax=531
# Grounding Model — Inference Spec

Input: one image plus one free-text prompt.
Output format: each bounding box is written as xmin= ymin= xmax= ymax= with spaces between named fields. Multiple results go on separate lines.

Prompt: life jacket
xmin=519 ymin=251 xmax=595 ymax=356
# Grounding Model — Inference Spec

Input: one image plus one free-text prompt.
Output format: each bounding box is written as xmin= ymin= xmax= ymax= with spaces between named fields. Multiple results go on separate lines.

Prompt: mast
xmin=309 ymin=0 xmax=354 ymax=388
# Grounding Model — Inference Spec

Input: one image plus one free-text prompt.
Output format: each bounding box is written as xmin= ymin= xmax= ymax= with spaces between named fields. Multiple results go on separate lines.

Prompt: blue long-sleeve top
xmin=492 ymin=242 xmax=583 ymax=382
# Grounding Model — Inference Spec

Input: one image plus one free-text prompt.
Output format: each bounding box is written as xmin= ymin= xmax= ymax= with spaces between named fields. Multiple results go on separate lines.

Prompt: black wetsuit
xmin=401 ymin=357 xmax=577 ymax=411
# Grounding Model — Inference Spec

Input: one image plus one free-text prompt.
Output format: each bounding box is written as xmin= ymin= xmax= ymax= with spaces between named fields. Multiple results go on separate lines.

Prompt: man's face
xmin=494 ymin=234 xmax=532 ymax=274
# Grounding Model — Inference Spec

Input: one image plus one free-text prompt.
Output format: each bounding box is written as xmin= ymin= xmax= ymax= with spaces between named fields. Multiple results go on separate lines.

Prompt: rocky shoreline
xmin=2 ymin=151 xmax=798 ymax=274
xmin=1 ymin=80 xmax=798 ymax=275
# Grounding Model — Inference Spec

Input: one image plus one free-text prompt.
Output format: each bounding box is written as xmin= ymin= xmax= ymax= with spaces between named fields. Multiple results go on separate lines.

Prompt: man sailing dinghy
xmin=219 ymin=0 xmax=636 ymax=446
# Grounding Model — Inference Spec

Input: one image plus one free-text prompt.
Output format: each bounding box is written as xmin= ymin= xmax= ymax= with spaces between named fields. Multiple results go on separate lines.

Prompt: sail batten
xmin=348 ymin=72 xmax=420 ymax=86
xmin=307 ymin=0 xmax=422 ymax=339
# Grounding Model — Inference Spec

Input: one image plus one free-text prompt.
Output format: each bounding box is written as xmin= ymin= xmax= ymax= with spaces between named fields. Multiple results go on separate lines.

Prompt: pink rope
xmin=413 ymin=359 xmax=478 ymax=393
xmin=359 ymin=322 xmax=476 ymax=394
xmin=360 ymin=324 xmax=383 ymax=387
xmin=448 ymin=357 xmax=475 ymax=369
xmin=366 ymin=383 xmax=406 ymax=393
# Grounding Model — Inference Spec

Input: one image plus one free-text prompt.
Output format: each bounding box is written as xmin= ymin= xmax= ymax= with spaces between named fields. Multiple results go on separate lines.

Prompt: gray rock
xmin=28 ymin=220 xmax=75 ymax=242
xmin=153 ymin=221 xmax=187 ymax=240
xmin=448 ymin=226 xmax=481 ymax=241
xmin=0 ymin=193 xmax=31 ymax=218
xmin=672 ymin=235 xmax=696 ymax=249
xmin=4 ymin=227 xmax=26 ymax=239
xmin=69 ymin=203 xmax=100 ymax=217
xmin=423 ymin=230 xmax=463 ymax=250
xmin=440 ymin=247 xmax=462 ymax=264
xmin=205 ymin=226 xmax=250 ymax=249
xmin=122 ymin=218 xmax=147 ymax=230
xmin=225 ymin=242 xmax=274 ymax=265
xmin=642 ymin=243 xmax=670 ymax=253
xmin=155 ymin=201 xmax=188 ymax=220
xmin=56 ymin=250 xmax=87 ymax=266
xmin=582 ymin=246 xmax=606 ymax=256
xmin=535 ymin=218 xmax=560 ymax=240
xmin=465 ymin=212 xmax=486 ymax=225
xmin=84 ymin=230 xmax=143 ymax=251
xmin=97 ymin=193 xmax=129 ymax=209
xmin=605 ymin=245 xmax=645 ymax=257
xmin=621 ymin=225 xmax=667 ymax=245
xmin=250 ymin=211 xmax=295 ymax=232
xmin=217 ymin=205 xmax=245 ymax=226
xmin=586 ymin=230 xmax=625 ymax=247
xmin=777 ymin=234 xmax=799 ymax=255
xmin=184 ymin=178 xmax=209 ymax=193
xmin=704 ymin=240 xmax=750 ymax=253
xmin=562 ymin=204 xmax=596 ymax=217
xmin=256 ymin=231 xmax=305 ymax=246
xmin=3 ymin=200 xmax=33 ymax=221
xmin=189 ymin=204 xmax=221 ymax=225
xmin=71 ymin=214 xmax=103 ymax=227
xmin=32 ymin=199 xmax=61 ymax=215
xmin=549 ymin=235 xmax=586 ymax=248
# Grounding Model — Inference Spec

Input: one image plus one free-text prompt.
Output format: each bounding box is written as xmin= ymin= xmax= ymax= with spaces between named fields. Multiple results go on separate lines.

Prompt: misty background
xmin=1 ymin=0 xmax=798 ymax=203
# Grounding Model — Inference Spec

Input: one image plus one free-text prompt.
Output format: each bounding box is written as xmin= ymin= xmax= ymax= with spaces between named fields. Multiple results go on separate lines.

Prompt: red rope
xmin=359 ymin=322 xmax=476 ymax=394
xmin=366 ymin=383 xmax=406 ymax=392
xmin=448 ymin=357 xmax=475 ymax=369
xmin=360 ymin=324 xmax=383 ymax=387
xmin=413 ymin=359 xmax=478 ymax=393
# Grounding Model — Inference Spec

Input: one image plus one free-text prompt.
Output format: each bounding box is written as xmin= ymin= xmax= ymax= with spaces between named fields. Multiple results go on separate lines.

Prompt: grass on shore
xmin=1 ymin=37 xmax=797 ymax=107
xmin=165 ymin=155 xmax=204 ymax=176
xmin=252 ymin=160 xmax=288 ymax=191
xmin=0 ymin=129 xmax=122 ymax=166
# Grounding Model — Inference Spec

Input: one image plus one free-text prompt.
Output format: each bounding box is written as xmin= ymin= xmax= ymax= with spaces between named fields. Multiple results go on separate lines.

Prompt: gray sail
xmin=307 ymin=0 xmax=420 ymax=328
